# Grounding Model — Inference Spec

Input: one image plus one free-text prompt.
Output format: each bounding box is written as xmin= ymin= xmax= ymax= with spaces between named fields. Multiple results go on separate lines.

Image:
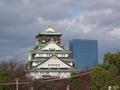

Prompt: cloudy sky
xmin=0 ymin=0 xmax=120 ymax=62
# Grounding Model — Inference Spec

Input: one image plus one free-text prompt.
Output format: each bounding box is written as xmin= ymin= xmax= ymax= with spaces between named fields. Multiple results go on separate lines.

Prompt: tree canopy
xmin=0 ymin=59 xmax=28 ymax=90
xmin=91 ymin=52 xmax=120 ymax=90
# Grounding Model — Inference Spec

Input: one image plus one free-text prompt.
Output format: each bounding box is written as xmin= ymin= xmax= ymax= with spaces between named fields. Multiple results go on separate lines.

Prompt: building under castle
xmin=27 ymin=27 xmax=75 ymax=79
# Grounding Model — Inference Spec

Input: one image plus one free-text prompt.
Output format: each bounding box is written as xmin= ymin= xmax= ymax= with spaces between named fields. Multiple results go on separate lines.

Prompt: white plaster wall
xmin=35 ymin=54 xmax=39 ymax=57
xmin=35 ymin=54 xmax=51 ymax=57
xmin=57 ymin=54 xmax=62 ymax=57
xmin=42 ymin=54 xmax=48 ymax=57
xmin=69 ymin=62 xmax=73 ymax=66
xmin=29 ymin=72 xmax=71 ymax=79
xmin=28 ymin=54 xmax=32 ymax=60
xmin=37 ymin=57 xmax=71 ymax=68
xmin=65 ymin=54 xmax=68 ymax=57
xmin=42 ymin=42 xmax=63 ymax=51
xmin=32 ymin=62 xmax=37 ymax=66
xmin=57 ymin=54 xmax=68 ymax=57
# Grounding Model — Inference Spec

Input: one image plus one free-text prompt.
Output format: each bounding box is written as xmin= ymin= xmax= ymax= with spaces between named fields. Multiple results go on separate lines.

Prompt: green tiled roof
xmin=28 ymin=68 xmax=75 ymax=72
xmin=30 ymin=58 xmax=74 ymax=62
xmin=29 ymin=50 xmax=70 ymax=54
xmin=28 ymin=40 xmax=70 ymax=54
xmin=38 ymin=32 xmax=62 ymax=35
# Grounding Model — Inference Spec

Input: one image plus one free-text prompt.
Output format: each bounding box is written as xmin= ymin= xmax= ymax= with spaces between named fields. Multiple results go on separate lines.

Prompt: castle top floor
xmin=35 ymin=27 xmax=63 ymax=44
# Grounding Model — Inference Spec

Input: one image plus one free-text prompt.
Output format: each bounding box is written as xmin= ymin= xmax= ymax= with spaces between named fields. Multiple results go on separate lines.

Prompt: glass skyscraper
xmin=69 ymin=39 xmax=98 ymax=70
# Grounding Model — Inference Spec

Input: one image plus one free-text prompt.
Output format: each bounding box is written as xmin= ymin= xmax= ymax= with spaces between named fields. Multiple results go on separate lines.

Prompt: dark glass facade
xmin=69 ymin=39 xmax=98 ymax=70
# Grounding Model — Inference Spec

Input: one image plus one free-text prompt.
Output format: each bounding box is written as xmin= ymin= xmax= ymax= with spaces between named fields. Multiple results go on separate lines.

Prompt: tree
xmin=0 ymin=59 xmax=27 ymax=80
xmin=70 ymin=72 xmax=80 ymax=86
xmin=69 ymin=71 xmax=81 ymax=90
xmin=91 ymin=52 xmax=120 ymax=90
xmin=104 ymin=52 xmax=120 ymax=73
xmin=0 ymin=71 xmax=10 ymax=90
xmin=0 ymin=58 xmax=28 ymax=90
xmin=91 ymin=65 xmax=116 ymax=90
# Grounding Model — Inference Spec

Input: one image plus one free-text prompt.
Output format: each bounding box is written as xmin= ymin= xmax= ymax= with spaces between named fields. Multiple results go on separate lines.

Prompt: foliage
xmin=0 ymin=58 xmax=27 ymax=90
xmin=0 ymin=59 xmax=27 ymax=80
xmin=91 ymin=52 xmax=120 ymax=90
xmin=91 ymin=65 xmax=117 ymax=90
xmin=0 ymin=71 xmax=10 ymax=81
xmin=70 ymin=72 xmax=80 ymax=86
xmin=104 ymin=52 xmax=120 ymax=72
xmin=0 ymin=71 xmax=10 ymax=90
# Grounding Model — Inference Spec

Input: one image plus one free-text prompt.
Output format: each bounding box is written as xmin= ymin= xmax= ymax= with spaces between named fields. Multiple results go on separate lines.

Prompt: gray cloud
xmin=0 ymin=0 xmax=120 ymax=62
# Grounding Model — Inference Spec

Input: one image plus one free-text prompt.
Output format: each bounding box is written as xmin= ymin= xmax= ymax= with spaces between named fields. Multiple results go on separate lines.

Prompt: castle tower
xmin=27 ymin=27 xmax=75 ymax=79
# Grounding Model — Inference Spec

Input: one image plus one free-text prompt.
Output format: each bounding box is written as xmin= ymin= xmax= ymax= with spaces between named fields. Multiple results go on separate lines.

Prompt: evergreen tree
xmin=91 ymin=52 xmax=120 ymax=90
